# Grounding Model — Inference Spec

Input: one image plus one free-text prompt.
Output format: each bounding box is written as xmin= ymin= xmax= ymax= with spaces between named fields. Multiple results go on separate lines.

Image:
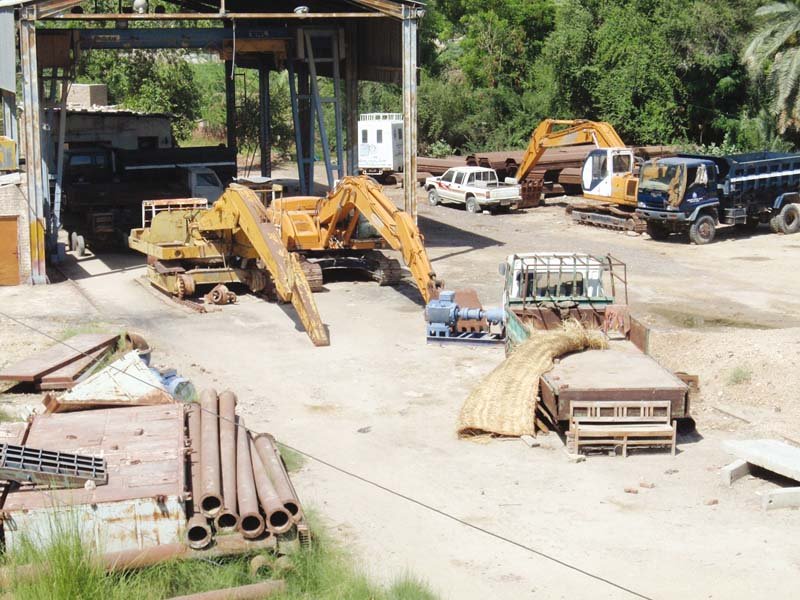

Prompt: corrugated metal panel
xmin=0 ymin=9 xmax=14 ymax=93
xmin=357 ymin=18 xmax=403 ymax=84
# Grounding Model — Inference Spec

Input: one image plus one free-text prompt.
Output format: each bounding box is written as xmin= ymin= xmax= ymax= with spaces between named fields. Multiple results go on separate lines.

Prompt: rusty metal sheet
xmin=3 ymin=404 xmax=185 ymax=510
xmin=0 ymin=333 xmax=119 ymax=382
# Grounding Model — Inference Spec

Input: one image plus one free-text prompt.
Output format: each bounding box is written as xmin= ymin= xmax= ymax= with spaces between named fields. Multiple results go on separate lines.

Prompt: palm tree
xmin=744 ymin=1 xmax=800 ymax=132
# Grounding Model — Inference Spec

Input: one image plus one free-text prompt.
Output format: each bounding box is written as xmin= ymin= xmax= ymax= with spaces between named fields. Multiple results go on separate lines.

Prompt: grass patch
xmin=0 ymin=407 xmax=18 ymax=422
xmin=4 ymin=512 xmax=438 ymax=600
xmin=277 ymin=443 xmax=305 ymax=473
xmin=726 ymin=364 xmax=752 ymax=386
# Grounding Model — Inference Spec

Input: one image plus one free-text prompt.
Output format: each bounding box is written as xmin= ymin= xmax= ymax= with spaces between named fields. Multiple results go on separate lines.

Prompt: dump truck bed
xmin=540 ymin=340 xmax=690 ymax=421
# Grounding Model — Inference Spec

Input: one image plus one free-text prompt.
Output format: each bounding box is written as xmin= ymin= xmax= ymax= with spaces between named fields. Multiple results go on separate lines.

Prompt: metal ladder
xmin=288 ymin=29 xmax=345 ymax=194
xmin=0 ymin=443 xmax=107 ymax=488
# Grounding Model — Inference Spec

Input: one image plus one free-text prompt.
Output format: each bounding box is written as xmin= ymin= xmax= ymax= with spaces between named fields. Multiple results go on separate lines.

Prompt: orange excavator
xmin=266 ymin=175 xmax=444 ymax=304
xmin=514 ymin=119 xmax=645 ymax=230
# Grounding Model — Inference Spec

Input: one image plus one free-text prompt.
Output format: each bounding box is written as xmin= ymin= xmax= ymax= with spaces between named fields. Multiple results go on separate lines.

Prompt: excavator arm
xmin=272 ymin=176 xmax=443 ymax=303
xmin=319 ymin=177 xmax=444 ymax=303
xmin=515 ymin=119 xmax=627 ymax=184
xmin=197 ymin=185 xmax=329 ymax=347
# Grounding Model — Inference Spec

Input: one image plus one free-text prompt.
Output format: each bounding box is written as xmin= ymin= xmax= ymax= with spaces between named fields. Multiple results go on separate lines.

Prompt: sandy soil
xmin=0 ymin=175 xmax=798 ymax=599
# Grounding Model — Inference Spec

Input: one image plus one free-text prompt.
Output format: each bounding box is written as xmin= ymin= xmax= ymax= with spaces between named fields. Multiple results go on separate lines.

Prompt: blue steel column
xmin=258 ymin=61 xmax=271 ymax=178
xmin=224 ymin=59 xmax=237 ymax=154
xmin=19 ymin=15 xmax=47 ymax=283
xmin=402 ymin=6 xmax=419 ymax=222
xmin=345 ymin=25 xmax=358 ymax=176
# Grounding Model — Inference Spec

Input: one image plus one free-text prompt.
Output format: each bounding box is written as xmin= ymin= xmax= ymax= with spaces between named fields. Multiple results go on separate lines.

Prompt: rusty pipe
xmin=0 ymin=534 xmax=277 ymax=586
xmin=199 ymin=389 xmax=223 ymax=517
xmin=214 ymin=390 xmax=239 ymax=532
xmin=252 ymin=433 xmax=303 ymax=522
xmin=249 ymin=435 xmax=293 ymax=534
xmin=165 ymin=580 xmax=286 ymax=600
xmin=186 ymin=405 xmax=213 ymax=549
xmin=236 ymin=416 xmax=265 ymax=539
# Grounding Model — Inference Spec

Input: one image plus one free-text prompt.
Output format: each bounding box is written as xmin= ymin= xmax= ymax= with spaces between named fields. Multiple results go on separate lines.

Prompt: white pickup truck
xmin=424 ymin=166 xmax=522 ymax=213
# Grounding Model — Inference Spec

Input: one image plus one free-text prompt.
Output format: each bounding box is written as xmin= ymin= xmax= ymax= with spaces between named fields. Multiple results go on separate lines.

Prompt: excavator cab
xmin=581 ymin=148 xmax=639 ymax=206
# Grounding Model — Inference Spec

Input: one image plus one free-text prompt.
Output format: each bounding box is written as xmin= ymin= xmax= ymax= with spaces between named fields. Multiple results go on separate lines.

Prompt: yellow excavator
xmin=129 ymin=184 xmax=329 ymax=347
xmin=266 ymin=175 xmax=444 ymax=304
xmin=514 ymin=119 xmax=644 ymax=230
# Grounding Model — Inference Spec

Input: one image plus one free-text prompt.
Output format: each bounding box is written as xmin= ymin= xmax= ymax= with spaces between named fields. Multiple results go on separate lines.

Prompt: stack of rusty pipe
xmin=184 ymin=389 xmax=306 ymax=549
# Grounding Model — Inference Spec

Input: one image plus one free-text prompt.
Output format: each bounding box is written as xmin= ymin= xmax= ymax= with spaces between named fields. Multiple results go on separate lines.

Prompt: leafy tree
xmin=744 ymin=1 xmax=800 ymax=132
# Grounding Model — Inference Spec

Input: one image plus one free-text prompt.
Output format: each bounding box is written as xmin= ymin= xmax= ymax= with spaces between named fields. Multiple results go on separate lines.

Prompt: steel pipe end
xmin=186 ymin=515 xmax=213 ymax=550
xmin=199 ymin=493 xmax=223 ymax=517
xmin=238 ymin=512 xmax=266 ymax=540
xmin=214 ymin=509 xmax=240 ymax=532
xmin=266 ymin=508 xmax=294 ymax=535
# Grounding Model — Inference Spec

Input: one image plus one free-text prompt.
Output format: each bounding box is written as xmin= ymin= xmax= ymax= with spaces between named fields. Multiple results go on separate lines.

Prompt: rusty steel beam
xmin=46 ymin=12 xmax=386 ymax=20
xmin=186 ymin=405 xmax=212 ymax=549
xmin=236 ymin=417 xmax=265 ymax=539
xmin=199 ymin=389 xmax=223 ymax=517
xmin=165 ymin=580 xmax=286 ymax=600
xmin=252 ymin=434 xmax=302 ymax=523
xmin=249 ymin=435 xmax=292 ymax=534
xmin=214 ymin=390 xmax=239 ymax=532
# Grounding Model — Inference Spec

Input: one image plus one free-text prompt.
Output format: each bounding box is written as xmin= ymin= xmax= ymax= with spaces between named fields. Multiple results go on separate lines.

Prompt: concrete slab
xmin=721 ymin=458 xmax=751 ymax=487
xmin=724 ymin=439 xmax=800 ymax=483
xmin=761 ymin=487 xmax=800 ymax=511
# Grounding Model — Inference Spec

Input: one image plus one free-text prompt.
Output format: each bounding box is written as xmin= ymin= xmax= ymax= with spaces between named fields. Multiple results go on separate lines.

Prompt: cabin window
xmin=361 ymin=130 xmax=368 ymax=143
xmin=441 ymin=170 xmax=455 ymax=183
xmin=377 ymin=130 xmax=383 ymax=144
xmin=454 ymin=172 xmax=465 ymax=185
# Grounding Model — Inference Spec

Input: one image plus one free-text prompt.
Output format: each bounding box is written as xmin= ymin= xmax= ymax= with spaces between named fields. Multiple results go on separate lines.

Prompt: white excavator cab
xmin=581 ymin=148 xmax=638 ymax=205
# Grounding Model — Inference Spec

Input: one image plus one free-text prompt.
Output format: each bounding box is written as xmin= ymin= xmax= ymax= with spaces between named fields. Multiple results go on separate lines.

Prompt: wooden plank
xmin=0 ymin=334 xmax=119 ymax=382
xmin=37 ymin=347 xmax=110 ymax=388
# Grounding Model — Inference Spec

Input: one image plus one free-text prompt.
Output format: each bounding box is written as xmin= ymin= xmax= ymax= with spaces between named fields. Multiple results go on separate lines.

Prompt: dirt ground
xmin=1 ymin=175 xmax=799 ymax=599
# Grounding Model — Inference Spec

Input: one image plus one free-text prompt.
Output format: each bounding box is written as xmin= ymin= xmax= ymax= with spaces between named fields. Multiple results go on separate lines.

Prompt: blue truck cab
xmin=635 ymin=152 xmax=800 ymax=244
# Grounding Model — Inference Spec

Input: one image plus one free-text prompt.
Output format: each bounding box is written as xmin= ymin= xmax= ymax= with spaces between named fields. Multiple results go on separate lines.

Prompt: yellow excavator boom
xmin=269 ymin=176 xmax=443 ymax=303
xmin=196 ymin=185 xmax=329 ymax=347
xmin=515 ymin=119 xmax=626 ymax=184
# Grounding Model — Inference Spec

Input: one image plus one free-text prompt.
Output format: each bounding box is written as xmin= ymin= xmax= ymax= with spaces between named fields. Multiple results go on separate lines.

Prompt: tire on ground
xmin=427 ymin=188 xmax=439 ymax=206
xmin=465 ymin=196 xmax=480 ymax=214
xmin=688 ymin=214 xmax=716 ymax=245
xmin=779 ymin=203 xmax=800 ymax=234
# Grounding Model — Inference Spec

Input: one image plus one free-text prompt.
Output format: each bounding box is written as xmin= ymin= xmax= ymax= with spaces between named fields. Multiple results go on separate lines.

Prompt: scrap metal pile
xmin=0 ymin=334 xmax=308 ymax=563
xmin=186 ymin=388 xmax=309 ymax=550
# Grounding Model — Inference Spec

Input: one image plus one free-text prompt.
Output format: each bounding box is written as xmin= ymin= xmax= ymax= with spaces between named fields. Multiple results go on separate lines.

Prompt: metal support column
xmin=19 ymin=16 xmax=47 ymax=283
xmin=258 ymin=61 xmax=271 ymax=177
xmin=402 ymin=7 xmax=419 ymax=222
xmin=345 ymin=25 xmax=359 ymax=176
xmin=224 ymin=59 xmax=237 ymax=154
xmin=52 ymin=76 xmax=70 ymax=251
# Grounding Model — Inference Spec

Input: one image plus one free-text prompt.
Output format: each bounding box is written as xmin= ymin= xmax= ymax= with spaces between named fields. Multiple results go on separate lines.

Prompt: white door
xmin=582 ymin=149 xmax=612 ymax=197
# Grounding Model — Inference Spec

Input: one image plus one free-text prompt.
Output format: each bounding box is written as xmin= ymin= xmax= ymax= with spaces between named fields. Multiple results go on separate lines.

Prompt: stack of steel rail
xmin=185 ymin=389 xmax=309 ymax=550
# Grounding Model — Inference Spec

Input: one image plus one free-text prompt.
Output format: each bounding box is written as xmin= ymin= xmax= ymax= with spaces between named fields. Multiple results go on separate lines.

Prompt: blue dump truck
xmin=635 ymin=152 xmax=800 ymax=244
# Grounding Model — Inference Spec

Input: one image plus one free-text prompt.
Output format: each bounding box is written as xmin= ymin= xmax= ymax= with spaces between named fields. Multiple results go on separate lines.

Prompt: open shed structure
xmin=0 ymin=0 xmax=423 ymax=284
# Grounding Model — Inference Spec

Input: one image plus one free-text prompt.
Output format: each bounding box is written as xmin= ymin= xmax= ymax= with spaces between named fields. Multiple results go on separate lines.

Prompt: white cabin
xmin=358 ymin=113 xmax=403 ymax=175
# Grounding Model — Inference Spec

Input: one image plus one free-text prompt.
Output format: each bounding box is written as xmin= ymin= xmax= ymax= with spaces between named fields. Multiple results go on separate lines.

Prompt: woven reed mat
xmin=457 ymin=320 xmax=607 ymax=438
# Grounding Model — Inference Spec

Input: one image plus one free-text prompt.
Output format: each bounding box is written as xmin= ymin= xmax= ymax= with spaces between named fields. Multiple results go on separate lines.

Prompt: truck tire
xmin=70 ymin=231 xmax=78 ymax=253
xmin=465 ymin=196 xmax=480 ymax=214
xmin=646 ymin=221 xmax=670 ymax=241
xmin=780 ymin=203 xmax=800 ymax=234
xmin=76 ymin=235 xmax=86 ymax=257
xmin=770 ymin=213 xmax=783 ymax=234
xmin=688 ymin=214 xmax=716 ymax=245
xmin=427 ymin=188 xmax=440 ymax=206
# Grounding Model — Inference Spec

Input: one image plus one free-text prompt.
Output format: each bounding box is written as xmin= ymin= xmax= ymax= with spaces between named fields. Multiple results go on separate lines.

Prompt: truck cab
xmin=184 ymin=166 xmax=223 ymax=203
xmin=357 ymin=113 xmax=403 ymax=180
xmin=581 ymin=148 xmax=639 ymax=205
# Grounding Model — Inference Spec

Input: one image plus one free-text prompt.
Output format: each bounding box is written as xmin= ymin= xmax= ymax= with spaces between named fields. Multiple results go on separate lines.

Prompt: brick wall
xmin=0 ymin=173 xmax=32 ymax=284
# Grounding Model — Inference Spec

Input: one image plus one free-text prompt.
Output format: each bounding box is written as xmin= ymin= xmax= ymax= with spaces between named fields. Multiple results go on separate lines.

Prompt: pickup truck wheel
xmin=688 ymin=214 xmax=716 ymax=245
xmin=646 ymin=221 xmax=670 ymax=241
xmin=465 ymin=196 xmax=480 ymax=214
xmin=75 ymin=235 xmax=86 ymax=257
xmin=427 ymin=188 xmax=439 ymax=206
xmin=70 ymin=231 xmax=78 ymax=253
xmin=780 ymin=203 xmax=800 ymax=234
